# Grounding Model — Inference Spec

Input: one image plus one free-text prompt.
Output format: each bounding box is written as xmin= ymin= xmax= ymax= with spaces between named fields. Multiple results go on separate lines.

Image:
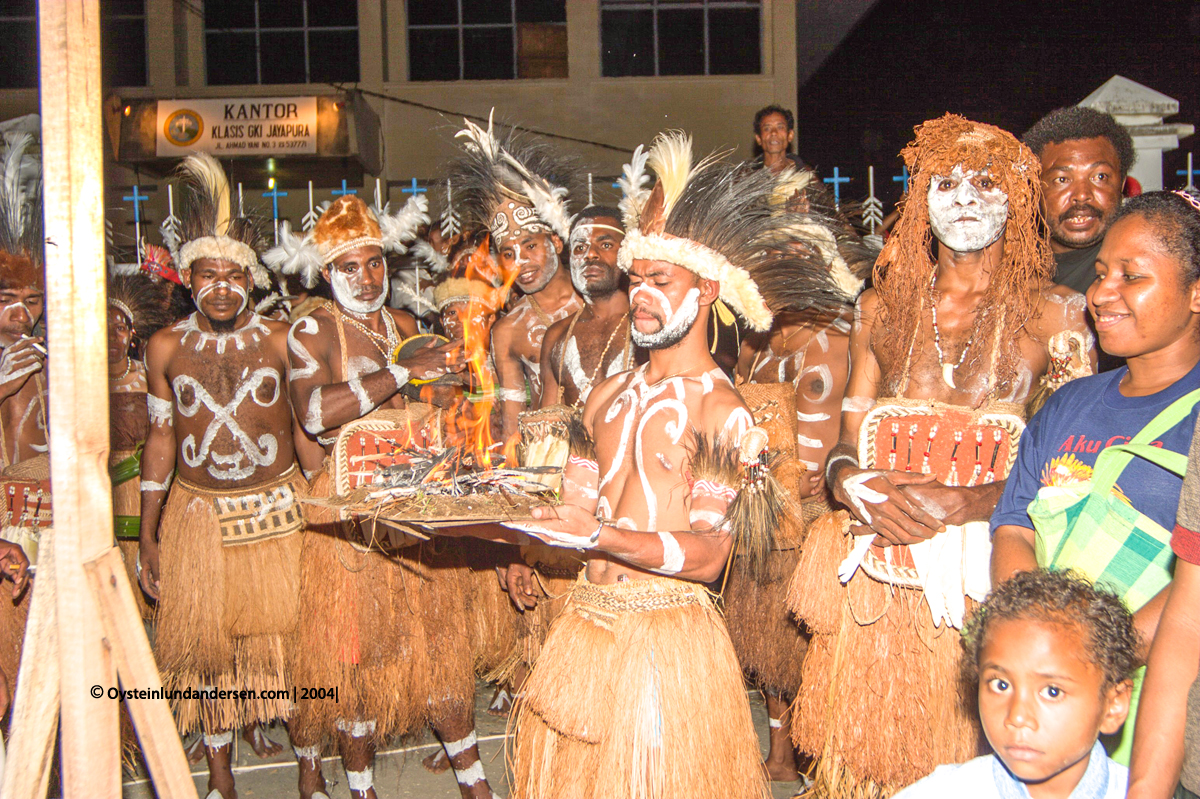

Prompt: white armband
xmin=140 ymin=476 xmax=172 ymax=493
xmin=387 ymin=364 xmax=410 ymax=388
xmin=496 ymin=386 xmax=527 ymax=403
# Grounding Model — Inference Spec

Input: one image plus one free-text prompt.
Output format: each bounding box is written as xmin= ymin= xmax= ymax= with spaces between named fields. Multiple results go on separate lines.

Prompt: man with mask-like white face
xmin=927 ymin=165 xmax=1009 ymax=253
xmin=797 ymin=115 xmax=1098 ymax=799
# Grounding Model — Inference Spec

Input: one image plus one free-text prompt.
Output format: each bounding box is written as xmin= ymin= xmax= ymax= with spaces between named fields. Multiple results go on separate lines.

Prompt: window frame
xmin=599 ymin=0 xmax=762 ymax=78
xmin=204 ymin=0 xmax=359 ymax=86
xmin=406 ymin=0 xmax=567 ymax=82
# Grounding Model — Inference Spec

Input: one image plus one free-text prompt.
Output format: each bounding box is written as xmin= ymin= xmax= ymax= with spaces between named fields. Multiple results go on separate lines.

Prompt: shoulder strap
xmin=1085 ymin=386 xmax=1200 ymax=502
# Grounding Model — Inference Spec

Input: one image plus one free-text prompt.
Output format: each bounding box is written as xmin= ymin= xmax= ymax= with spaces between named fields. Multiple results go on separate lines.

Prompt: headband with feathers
xmin=446 ymin=110 xmax=580 ymax=247
xmin=769 ymin=168 xmax=875 ymax=303
xmin=263 ymin=193 xmax=429 ymax=289
xmin=171 ymin=152 xmax=271 ymax=288
xmin=0 ymin=132 xmax=43 ymax=290
xmin=616 ymin=131 xmax=847 ymax=331
xmin=107 ymin=273 xmax=170 ymax=349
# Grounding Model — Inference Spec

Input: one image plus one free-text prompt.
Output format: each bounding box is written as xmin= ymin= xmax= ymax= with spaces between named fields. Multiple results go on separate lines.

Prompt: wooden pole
xmin=37 ymin=0 xmax=121 ymax=793
xmin=5 ymin=3 xmax=199 ymax=795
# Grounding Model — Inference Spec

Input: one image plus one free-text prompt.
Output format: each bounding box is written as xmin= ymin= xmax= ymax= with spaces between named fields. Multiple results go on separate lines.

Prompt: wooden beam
xmin=84 ymin=548 xmax=199 ymax=799
xmin=0 ymin=534 xmax=60 ymax=799
xmin=37 ymin=1 xmax=120 ymax=794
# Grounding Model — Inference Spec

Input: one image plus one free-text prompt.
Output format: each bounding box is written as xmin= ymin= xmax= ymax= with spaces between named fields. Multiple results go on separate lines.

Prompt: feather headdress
xmin=0 ymin=132 xmax=43 ymax=290
xmin=615 ymin=131 xmax=847 ymax=332
xmin=171 ymin=153 xmax=271 ymax=288
xmin=445 ymin=109 xmax=580 ymax=247
xmin=107 ymin=273 xmax=170 ymax=352
xmin=263 ymin=193 xmax=429 ymax=289
xmin=768 ymin=168 xmax=875 ymax=303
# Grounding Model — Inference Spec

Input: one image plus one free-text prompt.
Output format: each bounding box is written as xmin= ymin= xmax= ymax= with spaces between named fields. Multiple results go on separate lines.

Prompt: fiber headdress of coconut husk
xmin=875 ymin=114 xmax=1052 ymax=393
xmin=168 ymin=153 xmax=272 ymax=289
xmin=107 ymin=273 xmax=170 ymax=356
xmin=263 ymin=192 xmax=429 ymax=289
xmin=0 ymin=132 xmax=44 ymax=292
xmin=446 ymin=110 xmax=580 ymax=248
xmin=615 ymin=131 xmax=849 ymax=332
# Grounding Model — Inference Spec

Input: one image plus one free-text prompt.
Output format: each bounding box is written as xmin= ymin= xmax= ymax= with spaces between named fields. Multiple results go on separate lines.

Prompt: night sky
xmin=794 ymin=0 xmax=1200 ymax=208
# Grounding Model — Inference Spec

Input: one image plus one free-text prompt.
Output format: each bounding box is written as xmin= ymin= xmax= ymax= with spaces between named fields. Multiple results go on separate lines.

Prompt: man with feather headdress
xmin=726 ymin=167 xmax=875 ymax=782
xmin=501 ymin=131 xmax=846 ymax=799
xmin=445 ymin=112 xmax=584 ymax=443
xmin=264 ymin=193 xmax=503 ymax=799
xmin=0 ymin=130 xmax=40 ymax=731
xmin=137 ymin=153 xmax=325 ymax=799
xmin=787 ymin=114 xmax=1095 ymax=798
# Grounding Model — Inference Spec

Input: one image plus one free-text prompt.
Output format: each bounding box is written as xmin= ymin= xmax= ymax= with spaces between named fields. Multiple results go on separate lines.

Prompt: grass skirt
xmin=289 ymin=469 xmax=474 ymax=747
xmin=786 ymin=511 xmax=981 ymax=798
xmin=155 ymin=469 xmax=306 ymax=735
xmin=509 ymin=575 xmax=770 ymax=799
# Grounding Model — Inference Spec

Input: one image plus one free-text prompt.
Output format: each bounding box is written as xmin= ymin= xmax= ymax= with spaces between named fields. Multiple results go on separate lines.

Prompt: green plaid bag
xmin=1030 ymin=387 xmax=1200 ymax=611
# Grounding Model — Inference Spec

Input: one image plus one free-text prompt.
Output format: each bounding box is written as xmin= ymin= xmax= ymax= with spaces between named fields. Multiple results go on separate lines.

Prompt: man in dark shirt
xmin=1023 ymin=106 xmax=1135 ymax=295
xmin=1024 ymin=107 xmax=1136 ymax=371
xmin=752 ymin=104 xmax=808 ymax=173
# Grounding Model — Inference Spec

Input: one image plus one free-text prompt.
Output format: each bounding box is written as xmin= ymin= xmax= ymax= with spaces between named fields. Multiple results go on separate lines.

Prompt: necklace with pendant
xmin=929 ymin=274 xmax=978 ymax=389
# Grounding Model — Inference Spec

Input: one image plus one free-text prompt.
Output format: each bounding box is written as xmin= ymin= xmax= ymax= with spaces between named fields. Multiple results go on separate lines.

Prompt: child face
xmin=978 ymin=618 xmax=1130 ymax=799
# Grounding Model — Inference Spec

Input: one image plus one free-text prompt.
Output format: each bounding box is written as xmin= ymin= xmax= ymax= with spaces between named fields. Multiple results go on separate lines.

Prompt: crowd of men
xmin=0 ymin=100 xmax=1195 ymax=799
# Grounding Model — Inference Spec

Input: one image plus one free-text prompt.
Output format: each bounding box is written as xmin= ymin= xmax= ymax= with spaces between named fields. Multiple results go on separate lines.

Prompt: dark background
xmin=792 ymin=0 xmax=1200 ymax=209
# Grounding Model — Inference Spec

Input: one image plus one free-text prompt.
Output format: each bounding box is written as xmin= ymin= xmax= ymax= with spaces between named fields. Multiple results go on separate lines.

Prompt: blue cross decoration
xmin=123 ymin=184 xmax=149 ymax=225
xmin=892 ymin=165 xmax=910 ymax=191
xmin=263 ymin=185 xmax=288 ymax=221
xmin=332 ymin=179 xmax=357 ymax=197
xmin=122 ymin=184 xmax=152 ymax=262
xmin=823 ymin=167 xmax=851 ymax=208
xmin=401 ymin=177 xmax=427 ymax=197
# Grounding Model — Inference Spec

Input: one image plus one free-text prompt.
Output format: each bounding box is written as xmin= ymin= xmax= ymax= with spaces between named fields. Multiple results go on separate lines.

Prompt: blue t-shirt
xmin=992 ymin=360 xmax=1200 ymax=534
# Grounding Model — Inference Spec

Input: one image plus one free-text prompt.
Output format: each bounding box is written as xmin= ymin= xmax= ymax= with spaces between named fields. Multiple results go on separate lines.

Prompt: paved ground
xmin=121 ymin=680 xmax=805 ymax=798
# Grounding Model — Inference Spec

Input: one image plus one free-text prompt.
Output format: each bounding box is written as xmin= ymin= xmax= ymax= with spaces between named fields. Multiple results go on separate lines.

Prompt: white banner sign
xmin=156 ymin=97 xmax=318 ymax=157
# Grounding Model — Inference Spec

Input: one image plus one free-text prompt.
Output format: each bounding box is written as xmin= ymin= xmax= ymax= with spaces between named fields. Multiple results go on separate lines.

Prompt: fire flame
xmin=447 ymin=236 xmax=521 ymax=469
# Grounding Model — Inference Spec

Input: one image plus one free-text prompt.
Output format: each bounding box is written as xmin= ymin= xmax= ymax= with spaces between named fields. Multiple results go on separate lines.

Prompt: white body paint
xmin=653 ymin=531 xmax=685 ymax=575
xmin=842 ymin=396 xmax=876 ymax=414
xmin=503 ymin=519 xmax=601 ymax=550
xmin=927 ymin=165 xmax=1008 ymax=253
xmin=147 ymin=394 xmax=173 ymax=425
xmin=443 ymin=731 xmax=477 ymax=758
xmin=345 ymin=767 xmax=374 ymax=792
xmin=630 ymin=286 xmax=699 ymax=349
xmin=336 ymin=719 xmax=376 ymax=737
xmin=840 ymin=470 xmax=888 ymax=525
xmin=454 ymin=760 xmax=487 ymax=787
xmin=203 ymin=731 xmax=233 ymax=749
xmin=173 ymin=367 xmax=281 ymax=480
xmin=287 ymin=316 xmax=321 ymax=379
xmin=175 ymin=313 xmax=272 ymax=356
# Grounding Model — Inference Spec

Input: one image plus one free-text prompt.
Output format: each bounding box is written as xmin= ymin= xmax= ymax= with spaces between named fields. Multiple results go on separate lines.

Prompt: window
xmin=0 ymin=1 xmax=36 ymax=90
xmin=0 ymin=0 xmax=148 ymax=89
xmin=408 ymin=0 xmax=567 ymax=82
xmin=102 ymin=0 xmax=148 ymax=87
xmin=601 ymin=0 xmax=761 ymax=78
xmin=205 ymin=0 xmax=359 ymax=86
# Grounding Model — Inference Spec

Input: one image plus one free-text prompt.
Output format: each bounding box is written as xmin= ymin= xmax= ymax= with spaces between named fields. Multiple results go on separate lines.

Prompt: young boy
xmin=895 ymin=569 xmax=1137 ymax=799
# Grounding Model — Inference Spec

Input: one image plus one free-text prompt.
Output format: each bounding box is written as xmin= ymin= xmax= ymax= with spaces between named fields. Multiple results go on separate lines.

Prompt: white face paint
xmin=330 ymin=268 xmax=389 ymax=315
xmin=569 ymin=226 xmax=592 ymax=301
xmin=927 ymin=165 xmax=1008 ymax=253
xmin=630 ymin=286 xmax=700 ymax=349
xmin=194 ymin=279 xmax=249 ymax=317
